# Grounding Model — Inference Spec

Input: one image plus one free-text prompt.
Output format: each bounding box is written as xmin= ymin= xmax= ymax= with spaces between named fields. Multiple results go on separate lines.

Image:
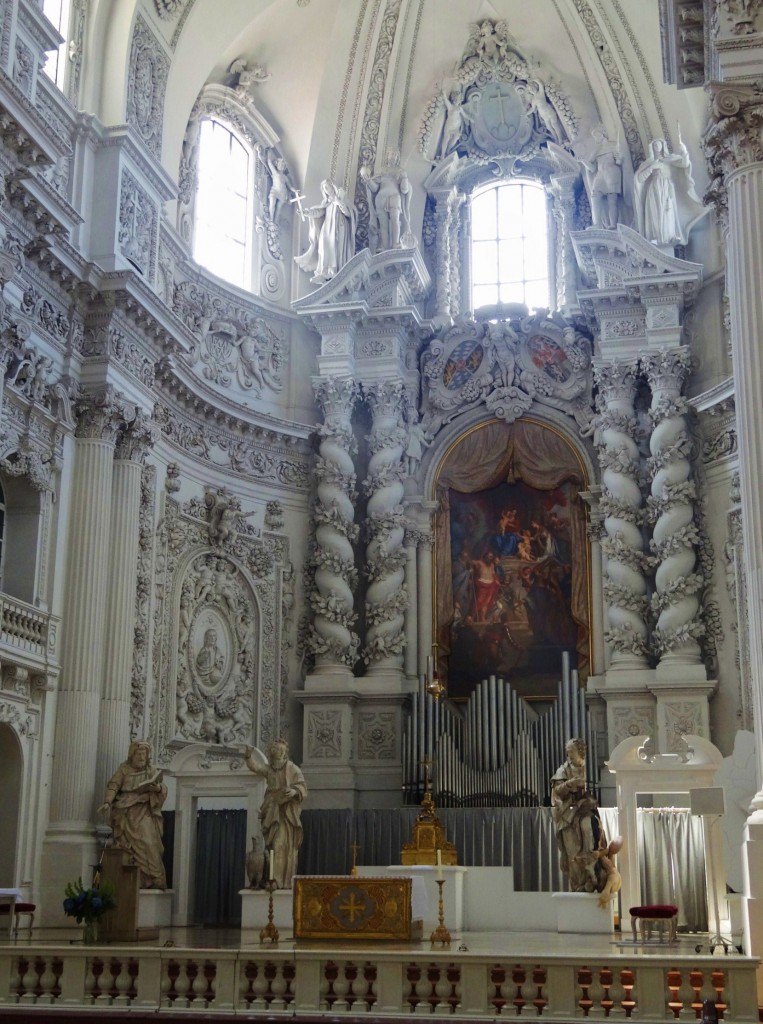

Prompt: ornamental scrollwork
xmin=420 ymin=311 xmax=592 ymax=440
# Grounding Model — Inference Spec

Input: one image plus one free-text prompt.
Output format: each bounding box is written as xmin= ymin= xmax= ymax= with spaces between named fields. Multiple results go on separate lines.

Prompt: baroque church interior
xmin=2 ymin=0 xmax=763 ymax=1018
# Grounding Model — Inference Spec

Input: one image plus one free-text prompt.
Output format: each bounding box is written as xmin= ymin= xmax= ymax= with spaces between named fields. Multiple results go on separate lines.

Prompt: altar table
xmin=293 ymin=875 xmax=413 ymax=941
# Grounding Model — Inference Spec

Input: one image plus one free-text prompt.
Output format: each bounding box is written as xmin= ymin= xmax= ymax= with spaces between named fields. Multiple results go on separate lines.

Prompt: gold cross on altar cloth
xmin=339 ymin=892 xmax=366 ymax=923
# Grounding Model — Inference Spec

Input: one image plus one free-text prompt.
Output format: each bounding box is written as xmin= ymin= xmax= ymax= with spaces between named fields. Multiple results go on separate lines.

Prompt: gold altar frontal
xmin=293 ymin=875 xmax=412 ymax=941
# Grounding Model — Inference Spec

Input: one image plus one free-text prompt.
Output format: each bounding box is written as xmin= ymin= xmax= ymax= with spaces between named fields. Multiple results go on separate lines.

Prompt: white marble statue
xmin=294 ymin=179 xmax=356 ymax=283
xmin=244 ymin=739 xmax=307 ymax=889
xmin=360 ymin=149 xmax=414 ymax=253
xmin=436 ymin=84 xmax=465 ymax=159
xmin=633 ymin=133 xmax=702 ymax=246
xmin=578 ymin=127 xmax=623 ymax=230
xmin=262 ymin=147 xmax=291 ymax=223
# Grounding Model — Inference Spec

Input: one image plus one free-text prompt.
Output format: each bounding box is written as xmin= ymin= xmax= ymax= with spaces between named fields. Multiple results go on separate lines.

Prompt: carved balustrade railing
xmin=0 ymin=945 xmax=756 ymax=1019
xmin=0 ymin=593 xmax=57 ymax=665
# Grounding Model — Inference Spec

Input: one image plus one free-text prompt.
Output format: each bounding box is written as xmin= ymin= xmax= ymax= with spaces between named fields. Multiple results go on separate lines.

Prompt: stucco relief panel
xmin=150 ymin=495 xmax=289 ymax=763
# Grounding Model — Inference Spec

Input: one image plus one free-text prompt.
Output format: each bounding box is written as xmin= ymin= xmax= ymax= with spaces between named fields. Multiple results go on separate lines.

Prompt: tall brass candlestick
xmin=259 ymin=879 xmax=280 ymax=945
xmin=430 ymin=878 xmax=451 ymax=947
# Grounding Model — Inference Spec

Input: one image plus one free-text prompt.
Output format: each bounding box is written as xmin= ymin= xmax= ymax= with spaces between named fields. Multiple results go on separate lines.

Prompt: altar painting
xmin=447 ymin=481 xmax=579 ymax=698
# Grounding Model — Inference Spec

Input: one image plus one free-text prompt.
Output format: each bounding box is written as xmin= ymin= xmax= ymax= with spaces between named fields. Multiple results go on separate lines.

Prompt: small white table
xmin=0 ymin=889 xmax=22 ymax=938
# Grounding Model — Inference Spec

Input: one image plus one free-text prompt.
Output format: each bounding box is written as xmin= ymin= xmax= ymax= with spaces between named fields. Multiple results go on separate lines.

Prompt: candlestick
xmin=430 ymin=878 xmax=451 ymax=947
xmin=259 ymin=879 xmax=280 ymax=945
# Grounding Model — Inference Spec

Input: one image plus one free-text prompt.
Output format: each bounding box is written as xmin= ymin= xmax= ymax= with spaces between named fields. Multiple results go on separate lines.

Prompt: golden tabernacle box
xmin=293 ymin=875 xmax=412 ymax=941
xmin=401 ymin=790 xmax=458 ymax=866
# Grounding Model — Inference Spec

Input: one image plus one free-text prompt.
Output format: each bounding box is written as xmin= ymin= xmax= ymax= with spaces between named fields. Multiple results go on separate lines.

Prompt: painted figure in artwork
xmin=98 ymin=741 xmax=168 ymax=889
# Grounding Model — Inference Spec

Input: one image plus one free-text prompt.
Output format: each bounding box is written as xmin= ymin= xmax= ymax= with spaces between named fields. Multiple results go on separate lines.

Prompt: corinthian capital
xmin=115 ymin=410 xmax=159 ymax=462
xmin=593 ymin=359 xmax=640 ymax=404
xmin=704 ymin=82 xmax=763 ymax=182
xmin=312 ymin=375 xmax=359 ymax=420
xmin=641 ymin=347 xmax=692 ymax=393
xmin=75 ymin=387 xmax=136 ymax=443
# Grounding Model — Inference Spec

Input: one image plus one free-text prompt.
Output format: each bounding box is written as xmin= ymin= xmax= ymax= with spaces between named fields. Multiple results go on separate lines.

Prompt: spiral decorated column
xmin=362 ymin=379 xmax=407 ymax=676
xmin=593 ymin=360 xmax=649 ymax=669
xmin=643 ymin=348 xmax=703 ymax=668
xmin=309 ymin=377 xmax=360 ymax=670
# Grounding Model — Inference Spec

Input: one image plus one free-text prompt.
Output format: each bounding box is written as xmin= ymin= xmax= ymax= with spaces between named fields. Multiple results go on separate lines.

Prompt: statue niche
xmin=175 ymin=552 xmax=258 ymax=746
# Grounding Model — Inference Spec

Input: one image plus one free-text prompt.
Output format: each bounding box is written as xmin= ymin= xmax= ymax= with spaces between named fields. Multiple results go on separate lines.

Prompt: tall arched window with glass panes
xmin=193 ymin=118 xmax=253 ymax=289
xmin=470 ymin=180 xmax=551 ymax=312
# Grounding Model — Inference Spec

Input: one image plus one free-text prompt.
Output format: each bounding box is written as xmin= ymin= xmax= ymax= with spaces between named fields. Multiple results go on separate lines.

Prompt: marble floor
xmin=0 ymin=925 xmax=741 ymax=959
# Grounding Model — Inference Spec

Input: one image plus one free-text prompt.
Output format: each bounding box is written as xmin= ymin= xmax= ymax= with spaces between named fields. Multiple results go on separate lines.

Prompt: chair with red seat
xmin=0 ymin=901 xmax=35 ymax=939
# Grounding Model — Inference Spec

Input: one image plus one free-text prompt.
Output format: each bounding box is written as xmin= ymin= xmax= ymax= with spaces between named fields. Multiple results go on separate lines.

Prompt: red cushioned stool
xmin=0 ymin=902 xmax=35 ymax=939
xmin=629 ymin=904 xmax=678 ymax=943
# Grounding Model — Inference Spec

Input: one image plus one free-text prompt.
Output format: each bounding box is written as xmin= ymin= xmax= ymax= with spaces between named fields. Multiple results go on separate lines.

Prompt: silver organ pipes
xmin=403 ymin=654 xmax=597 ymax=807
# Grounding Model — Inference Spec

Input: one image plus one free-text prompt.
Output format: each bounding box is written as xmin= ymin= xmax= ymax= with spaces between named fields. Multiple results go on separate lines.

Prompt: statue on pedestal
xmin=244 ymin=739 xmax=307 ymax=888
xmin=98 ymin=741 xmax=168 ymax=889
xmin=633 ymin=133 xmax=703 ymax=247
xmin=360 ymin=149 xmax=415 ymax=254
xmin=551 ymin=737 xmax=615 ymax=898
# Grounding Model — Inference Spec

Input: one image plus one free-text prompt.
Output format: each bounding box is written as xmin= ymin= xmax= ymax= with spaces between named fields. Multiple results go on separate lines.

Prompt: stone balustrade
xmin=0 ymin=945 xmax=758 ymax=1019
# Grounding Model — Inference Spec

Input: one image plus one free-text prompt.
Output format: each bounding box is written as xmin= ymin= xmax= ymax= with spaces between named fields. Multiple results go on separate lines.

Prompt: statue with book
xmin=98 ymin=740 xmax=168 ymax=889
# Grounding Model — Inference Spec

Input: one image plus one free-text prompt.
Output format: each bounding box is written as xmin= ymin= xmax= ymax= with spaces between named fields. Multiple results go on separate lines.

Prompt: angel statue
xmin=633 ymin=130 xmax=704 ymax=247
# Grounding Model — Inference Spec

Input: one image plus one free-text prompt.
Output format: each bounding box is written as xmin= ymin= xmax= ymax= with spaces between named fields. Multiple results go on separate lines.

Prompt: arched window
xmin=193 ymin=118 xmax=252 ymax=289
xmin=471 ymin=180 xmax=551 ymax=311
xmin=42 ymin=0 xmax=71 ymax=90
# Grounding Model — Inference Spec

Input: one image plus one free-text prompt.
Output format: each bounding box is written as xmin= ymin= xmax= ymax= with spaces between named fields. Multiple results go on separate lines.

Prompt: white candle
xmin=268 ymin=849 xmax=274 ymax=881
xmin=436 ymin=849 xmax=443 ymax=879
xmin=426 ymin=655 xmax=433 ymax=679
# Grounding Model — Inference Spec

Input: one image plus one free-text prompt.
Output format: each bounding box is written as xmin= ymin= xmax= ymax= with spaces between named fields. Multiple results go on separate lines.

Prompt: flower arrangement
xmin=62 ymin=877 xmax=116 ymax=924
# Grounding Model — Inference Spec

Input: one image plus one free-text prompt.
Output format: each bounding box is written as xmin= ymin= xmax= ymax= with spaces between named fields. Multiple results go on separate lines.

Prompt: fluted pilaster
xmin=593 ymin=360 xmax=650 ymax=667
xmin=362 ymin=379 xmax=407 ymax=674
xmin=309 ymin=377 xmax=360 ymax=668
xmin=49 ymin=388 xmax=133 ymax=826
xmin=95 ymin=412 xmax=158 ymax=807
xmin=643 ymin=348 xmax=703 ymax=666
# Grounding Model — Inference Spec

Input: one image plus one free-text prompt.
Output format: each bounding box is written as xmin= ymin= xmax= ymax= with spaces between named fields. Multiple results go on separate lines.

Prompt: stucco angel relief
xmin=419 ymin=18 xmax=575 ymax=164
xmin=172 ymin=283 xmax=284 ymax=397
